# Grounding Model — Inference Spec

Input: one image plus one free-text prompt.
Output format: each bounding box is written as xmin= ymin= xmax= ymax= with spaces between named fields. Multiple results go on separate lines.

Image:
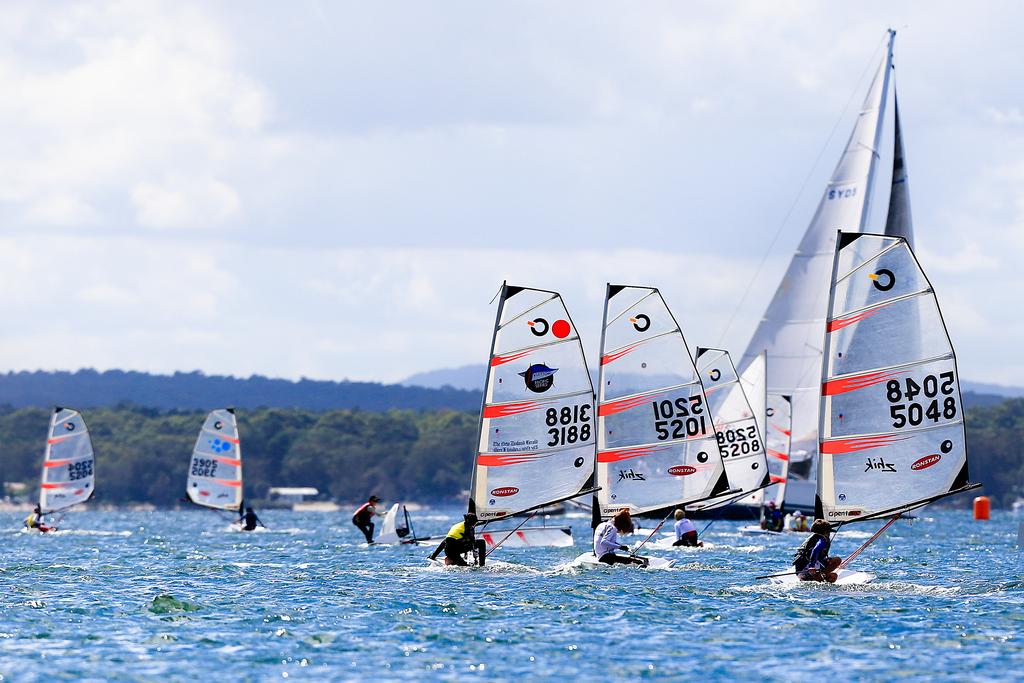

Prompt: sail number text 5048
xmin=886 ymin=373 xmax=957 ymax=429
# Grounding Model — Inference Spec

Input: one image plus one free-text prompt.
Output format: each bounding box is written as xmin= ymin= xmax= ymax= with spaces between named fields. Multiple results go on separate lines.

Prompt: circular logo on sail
xmin=709 ymin=369 xmax=721 ymax=382
xmin=911 ymin=454 xmax=941 ymax=471
xmin=490 ymin=486 xmax=519 ymax=497
xmin=528 ymin=318 xmax=571 ymax=338
xmin=696 ymin=451 xmax=709 ymax=463
xmin=519 ymin=364 xmax=558 ymax=393
xmin=766 ymin=407 xmax=775 ymax=417
xmin=65 ymin=422 xmax=75 ymax=431
xmin=214 ymin=420 xmax=224 ymax=430
xmin=668 ymin=465 xmax=697 ymax=476
xmin=869 ymin=268 xmax=895 ymax=292
xmin=630 ymin=314 xmax=651 ymax=332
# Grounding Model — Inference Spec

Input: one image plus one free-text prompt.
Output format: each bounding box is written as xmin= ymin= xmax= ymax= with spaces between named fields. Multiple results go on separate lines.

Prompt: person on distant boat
xmin=24 ymin=505 xmax=52 ymax=533
xmin=761 ymin=500 xmax=784 ymax=532
xmin=428 ymin=513 xmax=486 ymax=566
xmin=352 ymin=495 xmax=382 ymax=543
xmin=671 ymin=509 xmax=703 ymax=547
xmin=239 ymin=506 xmax=264 ymax=531
xmin=793 ymin=519 xmax=842 ymax=583
xmin=593 ymin=509 xmax=648 ymax=567
xmin=787 ymin=510 xmax=809 ymax=533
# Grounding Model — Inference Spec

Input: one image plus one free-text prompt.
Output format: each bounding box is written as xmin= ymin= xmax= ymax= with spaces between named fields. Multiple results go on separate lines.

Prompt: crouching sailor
xmin=594 ymin=509 xmax=647 ymax=567
xmin=429 ymin=513 xmax=487 ymax=566
xmin=671 ymin=508 xmax=703 ymax=547
xmin=25 ymin=505 xmax=52 ymax=533
xmin=793 ymin=519 xmax=842 ymax=582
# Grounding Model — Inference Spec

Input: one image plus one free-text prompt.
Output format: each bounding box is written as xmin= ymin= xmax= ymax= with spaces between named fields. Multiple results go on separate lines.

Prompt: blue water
xmin=1 ymin=508 xmax=1021 ymax=681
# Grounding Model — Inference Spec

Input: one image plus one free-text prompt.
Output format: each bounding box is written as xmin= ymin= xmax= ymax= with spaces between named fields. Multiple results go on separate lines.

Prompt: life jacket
xmin=446 ymin=521 xmax=468 ymax=540
xmin=352 ymin=502 xmax=375 ymax=524
xmin=25 ymin=513 xmax=38 ymax=529
xmin=793 ymin=532 xmax=829 ymax=571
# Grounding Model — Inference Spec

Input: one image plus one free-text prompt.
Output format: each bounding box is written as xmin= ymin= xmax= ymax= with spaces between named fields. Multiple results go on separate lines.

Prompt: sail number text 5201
xmin=652 ymin=396 xmax=707 ymax=441
xmin=545 ymin=404 xmax=592 ymax=447
xmin=886 ymin=373 xmax=957 ymax=429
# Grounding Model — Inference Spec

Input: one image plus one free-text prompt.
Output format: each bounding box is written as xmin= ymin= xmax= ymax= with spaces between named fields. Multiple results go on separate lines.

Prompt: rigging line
xmin=483 ymin=510 xmax=538 ymax=559
xmin=630 ymin=509 xmax=675 ymax=557
xmin=715 ymin=34 xmax=890 ymax=349
xmin=839 ymin=513 xmax=901 ymax=570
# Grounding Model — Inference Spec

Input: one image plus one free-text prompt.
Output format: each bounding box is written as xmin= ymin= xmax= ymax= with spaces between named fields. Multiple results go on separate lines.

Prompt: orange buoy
xmin=973 ymin=496 xmax=990 ymax=521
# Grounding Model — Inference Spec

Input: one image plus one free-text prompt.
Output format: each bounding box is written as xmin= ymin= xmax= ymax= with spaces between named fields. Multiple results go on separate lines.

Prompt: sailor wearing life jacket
xmin=352 ymin=495 xmax=382 ymax=543
xmin=793 ymin=519 xmax=842 ymax=582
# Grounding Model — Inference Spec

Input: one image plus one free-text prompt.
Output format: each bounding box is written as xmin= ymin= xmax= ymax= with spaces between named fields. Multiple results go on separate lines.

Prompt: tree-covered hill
xmin=0 ymin=369 xmax=481 ymax=412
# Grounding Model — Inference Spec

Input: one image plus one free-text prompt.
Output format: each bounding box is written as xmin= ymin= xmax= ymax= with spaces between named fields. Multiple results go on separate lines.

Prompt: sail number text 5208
xmin=545 ymin=404 xmax=592 ymax=447
xmin=886 ymin=373 xmax=957 ymax=428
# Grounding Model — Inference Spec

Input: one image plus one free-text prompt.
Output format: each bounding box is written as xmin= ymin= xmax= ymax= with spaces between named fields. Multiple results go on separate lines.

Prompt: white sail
xmin=595 ymin=285 xmax=728 ymax=518
xmin=884 ymin=98 xmax=913 ymax=242
xmin=186 ymin=408 xmax=243 ymax=511
xmin=377 ymin=503 xmax=412 ymax=544
xmin=39 ymin=407 xmax=95 ymax=512
xmin=690 ymin=348 xmax=769 ymax=509
xmin=740 ymin=31 xmax=897 ymax=511
xmin=816 ymin=232 xmax=970 ymax=521
xmin=763 ymin=393 xmax=793 ymax=507
xmin=470 ymin=284 xmax=595 ymax=520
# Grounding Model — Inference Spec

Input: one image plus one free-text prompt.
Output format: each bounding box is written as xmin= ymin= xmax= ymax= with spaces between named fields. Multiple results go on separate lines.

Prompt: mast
xmin=740 ymin=31 xmax=897 ymax=509
xmin=468 ymin=281 xmax=509 ymax=516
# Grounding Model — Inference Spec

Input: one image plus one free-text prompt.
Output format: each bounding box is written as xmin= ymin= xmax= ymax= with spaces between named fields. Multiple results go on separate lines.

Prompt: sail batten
xmin=187 ymin=409 xmax=243 ymax=511
xmin=471 ymin=284 xmax=596 ymax=520
xmin=595 ymin=285 xmax=728 ymax=518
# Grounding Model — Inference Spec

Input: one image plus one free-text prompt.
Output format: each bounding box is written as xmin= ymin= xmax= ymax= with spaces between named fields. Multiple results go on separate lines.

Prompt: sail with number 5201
xmin=816 ymin=232 xmax=976 ymax=522
xmin=469 ymin=284 xmax=596 ymax=521
xmin=186 ymin=409 xmax=243 ymax=511
xmin=594 ymin=285 xmax=729 ymax=519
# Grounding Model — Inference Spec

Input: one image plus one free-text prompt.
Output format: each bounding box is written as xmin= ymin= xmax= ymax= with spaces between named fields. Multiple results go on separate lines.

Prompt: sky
xmin=1 ymin=2 xmax=1022 ymax=385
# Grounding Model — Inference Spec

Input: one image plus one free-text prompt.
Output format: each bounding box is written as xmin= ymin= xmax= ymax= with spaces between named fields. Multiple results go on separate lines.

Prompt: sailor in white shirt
xmin=671 ymin=509 xmax=703 ymax=547
xmin=593 ymin=509 xmax=647 ymax=566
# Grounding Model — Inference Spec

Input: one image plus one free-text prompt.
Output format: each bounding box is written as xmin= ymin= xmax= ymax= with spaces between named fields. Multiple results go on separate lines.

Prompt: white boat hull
xmin=569 ymin=552 xmax=675 ymax=570
xmin=769 ymin=568 xmax=875 ymax=586
xmin=480 ymin=526 xmax=573 ymax=549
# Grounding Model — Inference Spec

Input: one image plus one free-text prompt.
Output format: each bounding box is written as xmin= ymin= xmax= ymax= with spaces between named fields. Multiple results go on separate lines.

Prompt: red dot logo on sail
xmin=528 ymin=318 xmax=571 ymax=338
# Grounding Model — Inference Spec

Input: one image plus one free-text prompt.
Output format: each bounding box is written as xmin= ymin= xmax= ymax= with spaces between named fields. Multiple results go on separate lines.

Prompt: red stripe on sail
xmin=213 ymin=456 xmax=241 ymax=466
xmin=823 ymin=369 xmax=902 ymax=396
xmin=214 ymin=479 xmax=242 ymax=487
xmin=820 ymin=434 xmax=910 ymax=455
xmin=483 ymin=402 xmax=541 ymax=419
xmin=597 ymin=446 xmax=669 ymax=463
xmin=770 ymin=475 xmax=786 ymax=484
xmin=477 ymin=453 xmax=542 ymax=467
xmin=599 ymin=393 xmax=659 ymax=417
xmin=826 ymin=303 xmax=890 ymax=333
xmin=41 ymin=482 xmax=75 ymax=489
xmin=601 ymin=343 xmax=642 ymax=366
xmin=43 ymin=459 xmax=73 ymax=467
xmin=490 ymin=349 xmax=533 ymax=367
xmin=47 ymin=436 xmax=75 ymax=445
xmin=767 ymin=449 xmax=789 ymax=461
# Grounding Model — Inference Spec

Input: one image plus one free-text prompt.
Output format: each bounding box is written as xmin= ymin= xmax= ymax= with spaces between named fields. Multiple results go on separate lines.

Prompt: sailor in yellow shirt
xmin=24 ymin=505 xmax=53 ymax=533
xmin=428 ymin=513 xmax=487 ymax=566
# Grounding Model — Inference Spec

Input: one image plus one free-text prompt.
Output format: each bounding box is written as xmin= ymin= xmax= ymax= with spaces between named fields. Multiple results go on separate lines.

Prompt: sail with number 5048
xmin=816 ymin=232 xmax=977 ymax=522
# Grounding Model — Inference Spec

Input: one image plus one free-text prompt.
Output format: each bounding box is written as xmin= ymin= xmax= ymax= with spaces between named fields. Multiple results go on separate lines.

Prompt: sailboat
xmin=769 ymin=230 xmax=979 ymax=585
xmin=377 ymin=503 xmax=417 ymax=544
xmin=186 ymin=409 xmax=244 ymax=520
xmin=33 ymin=407 xmax=96 ymax=532
xmin=572 ymin=285 xmax=731 ymax=568
xmin=684 ymin=347 xmax=769 ymax=519
xmin=741 ymin=29 xmax=912 ymax=513
xmin=740 ymin=392 xmax=795 ymax=530
xmin=439 ymin=283 xmax=596 ymax=564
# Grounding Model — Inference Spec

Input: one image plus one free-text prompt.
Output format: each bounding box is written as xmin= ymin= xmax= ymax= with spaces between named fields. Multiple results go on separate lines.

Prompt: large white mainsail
xmin=40 ymin=407 xmax=96 ymax=512
xmin=689 ymin=348 xmax=769 ymax=510
xmin=594 ymin=285 xmax=728 ymax=519
xmin=816 ymin=232 xmax=973 ymax=521
xmin=741 ymin=31 xmax=897 ymax=510
xmin=470 ymin=284 xmax=596 ymax=520
xmin=186 ymin=408 xmax=243 ymax=511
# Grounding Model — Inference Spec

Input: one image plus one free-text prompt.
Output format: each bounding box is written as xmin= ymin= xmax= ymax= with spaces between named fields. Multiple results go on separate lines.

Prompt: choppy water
xmin=1 ymin=508 xmax=1021 ymax=681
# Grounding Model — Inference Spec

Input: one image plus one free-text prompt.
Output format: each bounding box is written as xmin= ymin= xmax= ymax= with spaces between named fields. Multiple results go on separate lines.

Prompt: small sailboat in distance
xmin=769 ymin=231 xmax=980 ymax=585
xmin=186 ymin=409 xmax=243 ymax=519
xmin=433 ymin=283 xmax=597 ymax=566
xmin=573 ymin=285 xmax=731 ymax=568
xmin=32 ymin=407 xmax=96 ymax=531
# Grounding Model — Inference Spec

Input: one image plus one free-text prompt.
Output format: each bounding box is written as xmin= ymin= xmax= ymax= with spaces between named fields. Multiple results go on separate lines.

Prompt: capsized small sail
xmin=595 ymin=285 xmax=729 ymax=518
xmin=816 ymin=232 xmax=973 ymax=522
xmin=40 ymin=407 xmax=96 ymax=512
xmin=470 ymin=284 xmax=596 ymax=521
xmin=186 ymin=409 xmax=243 ymax=511
xmin=377 ymin=503 xmax=413 ymax=544
xmin=688 ymin=348 xmax=769 ymax=510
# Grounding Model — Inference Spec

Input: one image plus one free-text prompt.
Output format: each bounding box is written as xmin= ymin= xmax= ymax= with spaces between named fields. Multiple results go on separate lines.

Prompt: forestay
xmin=690 ymin=348 xmax=770 ymax=510
xmin=187 ymin=409 xmax=243 ymax=511
xmin=470 ymin=284 xmax=595 ymax=520
xmin=40 ymin=407 xmax=96 ymax=512
xmin=595 ymin=285 xmax=728 ymax=518
xmin=816 ymin=232 xmax=970 ymax=522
